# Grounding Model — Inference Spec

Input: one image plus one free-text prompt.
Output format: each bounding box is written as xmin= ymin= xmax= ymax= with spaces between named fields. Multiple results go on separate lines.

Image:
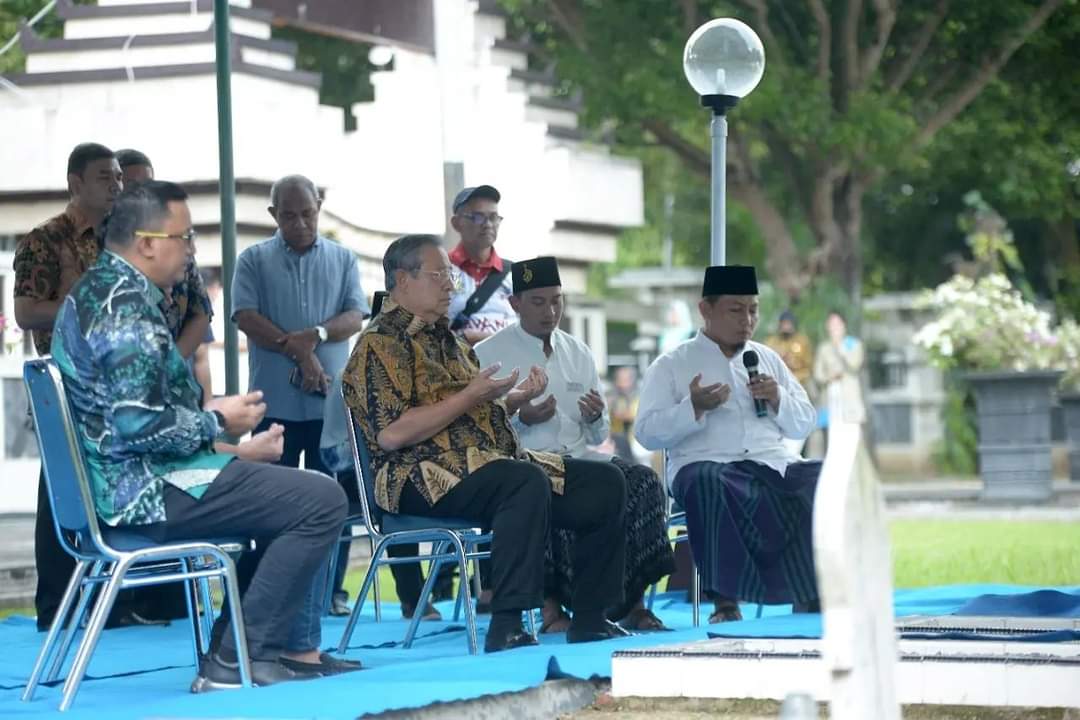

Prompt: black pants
xmin=394 ymin=458 xmax=626 ymax=614
xmin=255 ymin=418 xmax=330 ymax=475
xmin=155 ymin=460 xmax=347 ymax=661
xmin=34 ymin=469 xmax=75 ymax=630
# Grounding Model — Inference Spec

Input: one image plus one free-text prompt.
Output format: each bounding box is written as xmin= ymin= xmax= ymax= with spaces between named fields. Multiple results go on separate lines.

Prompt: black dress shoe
xmin=280 ymin=652 xmax=363 ymax=676
xmin=329 ymin=591 xmax=351 ymax=617
xmin=105 ymin=609 xmax=169 ymax=629
xmin=484 ymin=627 xmax=538 ymax=653
xmin=567 ymin=619 xmax=633 ymax=644
xmin=793 ymin=599 xmax=821 ymax=614
xmin=190 ymin=653 xmax=318 ymax=693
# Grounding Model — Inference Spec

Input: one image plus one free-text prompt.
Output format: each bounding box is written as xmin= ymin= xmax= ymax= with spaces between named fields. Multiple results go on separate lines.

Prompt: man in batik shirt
xmin=52 ymin=181 xmax=352 ymax=689
xmin=343 ymin=234 xmax=629 ymax=653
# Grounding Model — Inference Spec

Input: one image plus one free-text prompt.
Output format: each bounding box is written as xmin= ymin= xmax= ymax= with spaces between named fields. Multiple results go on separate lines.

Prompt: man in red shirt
xmin=446 ymin=185 xmax=515 ymax=346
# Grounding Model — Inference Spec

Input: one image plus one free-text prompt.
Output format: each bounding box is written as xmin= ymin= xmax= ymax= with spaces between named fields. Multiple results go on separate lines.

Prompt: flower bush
xmin=913 ymin=273 xmax=1062 ymax=373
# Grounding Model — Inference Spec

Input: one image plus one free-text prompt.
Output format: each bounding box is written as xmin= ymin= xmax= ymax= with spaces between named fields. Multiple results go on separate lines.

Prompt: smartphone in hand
xmin=289 ymin=367 xmax=327 ymax=397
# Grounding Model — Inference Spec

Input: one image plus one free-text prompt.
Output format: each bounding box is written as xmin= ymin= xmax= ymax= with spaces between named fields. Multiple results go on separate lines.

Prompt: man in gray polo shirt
xmin=232 ymin=175 xmax=368 ymax=665
xmin=233 ymin=174 xmax=368 ymax=461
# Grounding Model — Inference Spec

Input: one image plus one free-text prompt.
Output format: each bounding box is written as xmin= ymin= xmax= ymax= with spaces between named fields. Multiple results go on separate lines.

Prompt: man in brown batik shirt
xmin=343 ymin=234 xmax=628 ymax=653
xmin=13 ymin=143 xmax=122 ymax=631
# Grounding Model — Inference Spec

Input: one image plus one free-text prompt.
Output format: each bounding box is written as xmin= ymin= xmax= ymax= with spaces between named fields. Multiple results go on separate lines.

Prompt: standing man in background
xmin=766 ymin=310 xmax=815 ymax=456
xmin=447 ymin=185 xmax=514 ymax=345
xmin=114 ymin=148 xmax=214 ymax=396
xmin=14 ymin=142 xmax=122 ymax=631
xmin=232 ymin=174 xmax=368 ymax=469
xmin=232 ymin=175 xmax=368 ymax=650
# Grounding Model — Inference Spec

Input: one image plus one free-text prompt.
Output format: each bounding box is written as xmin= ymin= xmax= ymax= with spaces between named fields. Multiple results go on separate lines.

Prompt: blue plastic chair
xmin=21 ymin=359 xmax=253 ymax=711
xmin=336 ymin=400 xmax=533 ymax=655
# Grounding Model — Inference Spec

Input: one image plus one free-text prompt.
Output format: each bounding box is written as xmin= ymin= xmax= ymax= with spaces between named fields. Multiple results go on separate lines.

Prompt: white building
xmin=0 ymin=0 xmax=643 ymax=511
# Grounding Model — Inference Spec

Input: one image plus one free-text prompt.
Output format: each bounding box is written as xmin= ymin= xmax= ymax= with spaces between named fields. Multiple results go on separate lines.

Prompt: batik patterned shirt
xmin=52 ymin=251 xmax=233 ymax=527
xmin=342 ymin=300 xmax=564 ymax=513
xmin=13 ymin=204 xmax=101 ymax=356
xmin=161 ymin=257 xmax=213 ymax=341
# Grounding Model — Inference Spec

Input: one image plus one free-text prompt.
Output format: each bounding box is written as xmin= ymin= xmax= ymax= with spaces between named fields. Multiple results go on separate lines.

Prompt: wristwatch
xmin=315 ymin=325 xmax=328 ymax=344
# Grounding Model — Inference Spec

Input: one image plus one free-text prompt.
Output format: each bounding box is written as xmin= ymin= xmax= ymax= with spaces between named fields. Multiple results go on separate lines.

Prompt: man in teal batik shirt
xmin=52 ymin=181 xmax=350 ymax=690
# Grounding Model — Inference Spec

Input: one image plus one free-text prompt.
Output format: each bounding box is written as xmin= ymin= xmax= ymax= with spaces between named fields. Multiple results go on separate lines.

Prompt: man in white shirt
xmin=636 ymin=265 xmax=820 ymax=623
xmin=476 ymin=257 xmax=674 ymax=632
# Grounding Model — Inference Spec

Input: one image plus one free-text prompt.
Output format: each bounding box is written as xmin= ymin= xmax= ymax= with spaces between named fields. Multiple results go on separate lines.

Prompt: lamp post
xmin=683 ymin=19 xmax=765 ymax=266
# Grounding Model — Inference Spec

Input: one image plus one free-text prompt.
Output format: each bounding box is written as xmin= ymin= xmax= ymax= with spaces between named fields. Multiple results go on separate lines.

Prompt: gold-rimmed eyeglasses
xmin=136 ymin=229 xmax=198 ymax=248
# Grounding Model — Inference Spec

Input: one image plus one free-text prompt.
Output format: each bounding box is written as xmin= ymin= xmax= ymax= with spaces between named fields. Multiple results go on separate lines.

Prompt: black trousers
xmin=255 ymin=418 xmax=330 ymax=475
xmin=394 ymin=458 xmax=626 ymax=614
xmin=154 ymin=460 xmax=346 ymax=661
xmin=34 ymin=469 xmax=76 ymax=630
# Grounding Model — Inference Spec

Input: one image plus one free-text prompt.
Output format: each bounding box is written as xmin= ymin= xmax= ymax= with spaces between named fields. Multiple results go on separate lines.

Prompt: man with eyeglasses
xmin=51 ymin=181 xmax=355 ymax=689
xmin=447 ymin=185 xmax=515 ymax=346
xmin=115 ymin=149 xmax=215 ymax=404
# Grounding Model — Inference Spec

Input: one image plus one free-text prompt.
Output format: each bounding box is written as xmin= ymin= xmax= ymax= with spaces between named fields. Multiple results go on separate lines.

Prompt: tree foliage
xmin=502 ymin=0 xmax=1079 ymax=304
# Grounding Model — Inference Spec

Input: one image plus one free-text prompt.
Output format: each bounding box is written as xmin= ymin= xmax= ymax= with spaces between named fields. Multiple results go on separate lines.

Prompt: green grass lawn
xmin=3 ymin=520 xmax=1076 ymax=621
xmin=890 ymin=519 xmax=1080 ymax=588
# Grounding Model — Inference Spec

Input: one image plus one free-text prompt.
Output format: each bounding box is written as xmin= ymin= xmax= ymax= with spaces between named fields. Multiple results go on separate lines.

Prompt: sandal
xmin=618 ymin=607 xmax=672 ymax=632
xmin=401 ymin=601 xmax=442 ymax=621
xmin=708 ymin=602 xmax=743 ymax=624
xmin=540 ymin=610 xmax=572 ymax=634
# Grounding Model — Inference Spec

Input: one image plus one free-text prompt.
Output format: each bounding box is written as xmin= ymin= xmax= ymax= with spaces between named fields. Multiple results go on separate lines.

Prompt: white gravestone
xmin=812 ymin=422 xmax=902 ymax=719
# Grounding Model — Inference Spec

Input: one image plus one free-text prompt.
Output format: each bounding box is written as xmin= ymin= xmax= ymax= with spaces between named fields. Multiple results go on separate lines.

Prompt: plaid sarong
xmin=672 ymin=460 xmax=820 ymax=605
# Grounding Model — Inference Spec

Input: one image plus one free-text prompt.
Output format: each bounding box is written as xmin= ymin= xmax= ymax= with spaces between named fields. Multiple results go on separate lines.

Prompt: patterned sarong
xmin=546 ymin=456 xmax=675 ymax=620
xmin=672 ymin=460 xmax=820 ymax=605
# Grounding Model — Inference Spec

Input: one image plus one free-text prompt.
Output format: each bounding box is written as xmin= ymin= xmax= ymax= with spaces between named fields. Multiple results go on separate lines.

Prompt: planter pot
xmin=964 ymin=370 xmax=1062 ymax=502
xmin=1062 ymin=392 xmax=1080 ymax=483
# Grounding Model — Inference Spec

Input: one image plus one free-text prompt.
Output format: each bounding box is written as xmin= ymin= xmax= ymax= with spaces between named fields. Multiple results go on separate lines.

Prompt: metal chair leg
xmin=404 ymin=541 xmax=446 ymax=648
xmin=22 ymin=560 xmax=91 ymax=702
xmin=58 ymin=558 xmax=129 ymax=712
xmin=46 ymin=561 xmax=105 ymax=684
xmin=322 ymin=537 xmax=341 ymax=617
xmin=646 ymin=580 xmax=658 ymax=611
xmin=338 ymin=536 xmax=389 ymax=653
xmin=691 ymin=567 xmax=701 ymax=628
xmin=197 ymin=574 xmax=215 ymax=653
xmin=448 ymin=534 xmax=478 ymax=655
xmin=182 ymin=559 xmax=203 ymax=666
xmin=369 ymin=534 xmax=382 ymax=623
xmin=217 ymin=552 xmax=252 ymax=688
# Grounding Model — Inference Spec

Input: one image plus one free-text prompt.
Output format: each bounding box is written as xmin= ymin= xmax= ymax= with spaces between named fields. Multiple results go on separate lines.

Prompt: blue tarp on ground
xmin=1 ymin=584 xmax=1077 ymax=719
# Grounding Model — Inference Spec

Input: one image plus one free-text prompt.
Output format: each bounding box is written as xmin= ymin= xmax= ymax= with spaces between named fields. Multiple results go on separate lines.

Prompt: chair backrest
xmin=341 ymin=388 xmax=385 ymax=536
xmin=23 ymin=358 xmax=108 ymax=561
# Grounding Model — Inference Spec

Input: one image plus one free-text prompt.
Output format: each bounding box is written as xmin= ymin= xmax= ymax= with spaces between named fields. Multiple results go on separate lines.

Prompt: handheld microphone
xmin=742 ymin=350 xmax=769 ymax=418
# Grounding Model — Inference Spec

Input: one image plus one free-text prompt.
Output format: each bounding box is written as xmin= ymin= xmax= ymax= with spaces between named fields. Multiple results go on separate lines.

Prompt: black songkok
xmin=512 ymin=256 xmax=562 ymax=294
xmin=702 ymin=265 xmax=758 ymax=297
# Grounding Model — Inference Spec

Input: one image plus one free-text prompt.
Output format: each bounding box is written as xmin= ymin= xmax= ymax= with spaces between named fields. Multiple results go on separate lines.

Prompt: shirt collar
xmin=64 ymin=202 xmax=97 ymax=236
xmin=274 ymin=229 xmax=322 ymax=254
xmin=449 ymin=243 xmax=503 ymax=278
xmin=512 ymin=322 xmax=562 ymax=353
xmin=102 ymin=250 xmax=164 ymax=305
xmin=381 ymin=301 xmax=451 ymax=337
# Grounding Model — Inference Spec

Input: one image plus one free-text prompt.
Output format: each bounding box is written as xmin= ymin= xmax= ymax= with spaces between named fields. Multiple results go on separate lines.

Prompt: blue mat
xmin=1 ymin=584 xmax=1076 ymax=719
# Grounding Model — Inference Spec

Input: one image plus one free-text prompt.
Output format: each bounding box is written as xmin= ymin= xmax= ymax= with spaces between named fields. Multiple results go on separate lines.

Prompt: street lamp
xmin=683 ymin=18 xmax=765 ymax=266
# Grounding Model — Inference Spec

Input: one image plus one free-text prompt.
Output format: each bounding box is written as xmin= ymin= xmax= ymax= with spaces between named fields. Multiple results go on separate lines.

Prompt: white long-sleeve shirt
xmin=636 ymin=332 xmax=816 ymax=485
xmin=475 ymin=323 xmax=609 ymax=457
